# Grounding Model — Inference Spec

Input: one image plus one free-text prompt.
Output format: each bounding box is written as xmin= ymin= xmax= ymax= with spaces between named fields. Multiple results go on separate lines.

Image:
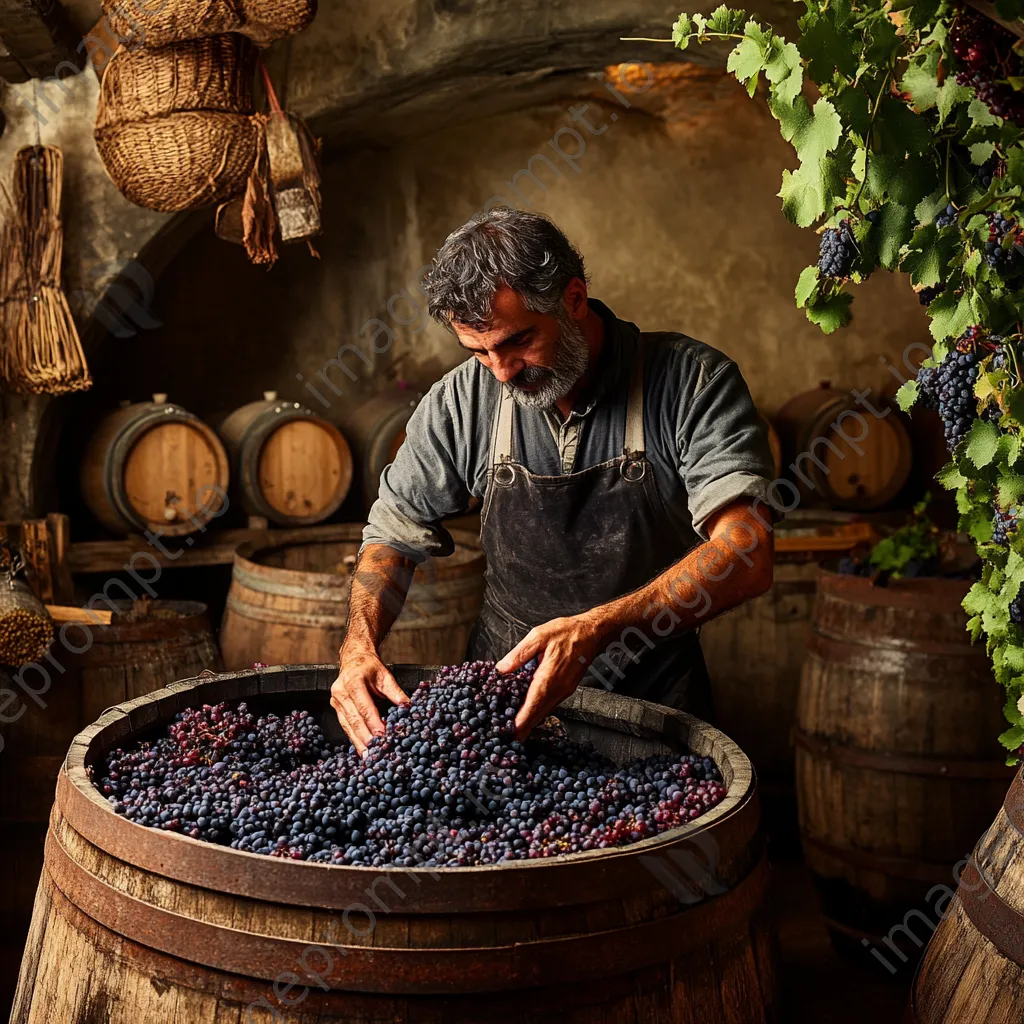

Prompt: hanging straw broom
xmin=0 ymin=145 xmax=92 ymax=395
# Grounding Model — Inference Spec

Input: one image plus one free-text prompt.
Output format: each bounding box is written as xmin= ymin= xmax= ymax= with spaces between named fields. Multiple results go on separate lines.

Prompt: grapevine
xmin=635 ymin=0 xmax=1024 ymax=760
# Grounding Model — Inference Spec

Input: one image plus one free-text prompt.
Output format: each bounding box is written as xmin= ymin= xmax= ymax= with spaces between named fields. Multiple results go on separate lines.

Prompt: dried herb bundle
xmin=0 ymin=145 xmax=91 ymax=395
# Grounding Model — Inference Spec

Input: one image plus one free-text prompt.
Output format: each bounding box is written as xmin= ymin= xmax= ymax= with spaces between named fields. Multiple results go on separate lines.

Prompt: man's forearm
xmin=342 ymin=544 xmax=418 ymax=654
xmin=594 ymin=501 xmax=774 ymax=642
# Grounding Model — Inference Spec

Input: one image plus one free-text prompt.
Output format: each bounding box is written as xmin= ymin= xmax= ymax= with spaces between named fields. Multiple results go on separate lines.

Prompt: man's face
xmin=452 ymin=285 xmax=589 ymax=408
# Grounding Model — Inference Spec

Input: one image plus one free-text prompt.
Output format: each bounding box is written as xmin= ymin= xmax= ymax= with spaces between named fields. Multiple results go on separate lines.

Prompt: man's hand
xmin=496 ymin=613 xmax=606 ymax=741
xmin=331 ymin=643 xmax=410 ymax=755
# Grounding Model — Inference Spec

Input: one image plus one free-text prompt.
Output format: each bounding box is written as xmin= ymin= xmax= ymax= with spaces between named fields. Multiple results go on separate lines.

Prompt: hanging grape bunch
xmin=94 ymin=661 xmax=728 ymax=867
xmin=817 ymin=218 xmax=859 ymax=277
xmin=950 ymin=8 xmax=1024 ymax=124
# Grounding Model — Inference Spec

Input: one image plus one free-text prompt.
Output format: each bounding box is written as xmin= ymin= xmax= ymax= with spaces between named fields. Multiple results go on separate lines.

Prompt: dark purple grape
xmin=915 ymin=327 xmax=986 ymax=452
xmin=94 ymin=661 xmax=727 ymax=867
xmin=818 ymin=219 xmax=857 ymax=278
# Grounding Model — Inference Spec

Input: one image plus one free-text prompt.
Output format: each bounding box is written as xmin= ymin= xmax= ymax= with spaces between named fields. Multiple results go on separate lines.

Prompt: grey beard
xmin=509 ymin=314 xmax=589 ymax=409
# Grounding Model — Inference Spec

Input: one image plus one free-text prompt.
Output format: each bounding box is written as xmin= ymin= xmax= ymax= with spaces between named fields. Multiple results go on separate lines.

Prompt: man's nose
xmin=490 ymin=354 xmax=523 ymax=383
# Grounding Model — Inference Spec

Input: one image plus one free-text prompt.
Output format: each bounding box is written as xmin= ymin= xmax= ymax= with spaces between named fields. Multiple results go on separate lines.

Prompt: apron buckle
xmin=620 ymin=455 xmax=646 ymax=482
xmin=494 ymin=462 xmax=516 ymax=486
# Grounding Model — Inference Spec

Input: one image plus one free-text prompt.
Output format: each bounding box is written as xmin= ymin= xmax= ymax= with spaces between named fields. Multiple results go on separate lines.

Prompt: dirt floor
xmin=773 ymin=856 xmax=912 ymax=1023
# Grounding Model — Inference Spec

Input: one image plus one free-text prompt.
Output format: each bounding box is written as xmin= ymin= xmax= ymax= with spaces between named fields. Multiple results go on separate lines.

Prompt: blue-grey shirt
xmin=362 ymin=299 xmax=775 ymax=561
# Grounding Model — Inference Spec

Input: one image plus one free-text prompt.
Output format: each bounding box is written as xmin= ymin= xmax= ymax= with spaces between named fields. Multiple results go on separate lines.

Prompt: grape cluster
xmin=935 ymin=204 xmax=958 ymax=230
xmin=986 ymin=213 xmax=1021 ymax=268
xmin=916 ymin=328 xmax=985 ymax=451
xmin=951 ymin=9 xmax=1024 ymax=123
xmin=994 ymin=507 xmax=1020 ymax=547
xmin=95 ymin=662 xmax=728 ymax=868
xmin=818 ymin=220 xmax=857 ymax=278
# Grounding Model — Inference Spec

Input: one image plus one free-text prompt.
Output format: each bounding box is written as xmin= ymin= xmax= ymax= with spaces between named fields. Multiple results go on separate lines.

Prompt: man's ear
xmin=563 ymin=277 xmax=589 ymax=320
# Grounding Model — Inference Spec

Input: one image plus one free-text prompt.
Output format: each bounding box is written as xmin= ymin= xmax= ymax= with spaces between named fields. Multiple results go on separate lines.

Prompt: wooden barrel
xmin=795 ymin=569 xmax=1012 ymax=961
xmin=12 ymin=665 xmax=778 ymax=1024
xmin=0 ymin=601 xmax=221 ymax=1019
xmin=774 ymin=382 xmax=912 ymax=510
xmin=704 ymin=511 xmax=875 ymax=787
xmin=335 ymin=392 xmax=420 ymax=513
xmin=907 ymin=770 xmax=1024 ymax=1022
xmin=81 ymin=395 xmax=230 ymax=536
xmin=216 ymin=392 xmax=353 ymax=526
xmin=219 ymin=525 xmax=485 ymax=669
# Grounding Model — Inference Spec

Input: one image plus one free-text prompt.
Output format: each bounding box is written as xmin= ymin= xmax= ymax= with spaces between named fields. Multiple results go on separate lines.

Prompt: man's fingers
xmin=348 ymin=683 xmax=386 ymax=738
xmin=340 ymin=694 xmax=376 ymax=752
xmin=332 ymin=694 xmax=368 ymax=756
xmin=496 ymin=629 xmax=545 ymax=673
xmin=512 ymin=657 xmax=558 ymax=738
xmin=370 ymin=667 xmax=410 ymax=708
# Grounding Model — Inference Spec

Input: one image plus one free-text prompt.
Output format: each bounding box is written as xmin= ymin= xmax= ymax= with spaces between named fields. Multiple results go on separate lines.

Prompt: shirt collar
xmin=569 ymin=298 xmax=636 ymax=418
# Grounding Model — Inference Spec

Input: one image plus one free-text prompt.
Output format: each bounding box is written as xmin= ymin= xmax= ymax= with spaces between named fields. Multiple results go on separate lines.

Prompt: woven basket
xmin=104 ymin=0 xmax=316 ymax=47
xmin=95 ymin=35 xmax=257 ymax=129
xmin=95 ymin=112 xmax=260 ymax=212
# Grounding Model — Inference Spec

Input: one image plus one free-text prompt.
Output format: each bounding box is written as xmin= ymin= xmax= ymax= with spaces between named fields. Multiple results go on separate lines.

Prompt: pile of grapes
xmin=93 ymin=661 xmax=727 ymax=868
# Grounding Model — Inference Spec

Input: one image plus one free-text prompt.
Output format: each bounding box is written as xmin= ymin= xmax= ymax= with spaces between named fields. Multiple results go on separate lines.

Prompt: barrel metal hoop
xmin=793 ymin=729 xmax=1015 ymax=780
xmin=957 ymin=859 xmax=1024 ymax=968
xmin=801 ymin=834 xmax=956 ymax=885
xmin=807 ymin=627 xmax=985 ymax=660
xmin=43 ymin=822 xmax=771 ymax=994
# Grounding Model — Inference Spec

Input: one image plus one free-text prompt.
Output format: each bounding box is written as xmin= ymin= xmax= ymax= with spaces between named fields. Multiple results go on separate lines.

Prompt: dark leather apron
xmin=466 ymin=341 xmax=714 ymax=719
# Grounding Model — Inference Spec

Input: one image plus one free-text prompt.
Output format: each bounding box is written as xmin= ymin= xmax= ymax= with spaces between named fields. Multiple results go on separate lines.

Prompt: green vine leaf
xmin=805 ymin=290 xmax=854 ymax=333
xmin=965 ymin=419 xmax=1002 ymax=469
xmin=896 ymin=379 xmax=919 ymax=411
xmin=795 ymin=265 xmax=820 ymax=308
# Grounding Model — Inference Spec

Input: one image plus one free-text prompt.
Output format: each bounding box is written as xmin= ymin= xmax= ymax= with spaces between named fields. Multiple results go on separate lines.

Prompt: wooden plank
xmin=46 ymin=605 xmax=113 ymax=625
xmin=46 ymin=512 xmax=74 ymax=603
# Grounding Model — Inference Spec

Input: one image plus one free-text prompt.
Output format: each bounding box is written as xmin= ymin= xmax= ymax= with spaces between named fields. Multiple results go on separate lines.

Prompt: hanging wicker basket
xmin=103 ymin=0 xmax=316 ymax=48
xmin=95 ymin=34 xmax=257 ymax=126
xmin=0 ymin=542 xmax=53 ymax=666
xmin=94 ymin=36 xmax=260 ymax=213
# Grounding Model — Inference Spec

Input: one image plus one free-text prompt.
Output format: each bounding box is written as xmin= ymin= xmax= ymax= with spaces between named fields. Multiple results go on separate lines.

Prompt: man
xmin=332 ymin=208 xmax=777 ymax=755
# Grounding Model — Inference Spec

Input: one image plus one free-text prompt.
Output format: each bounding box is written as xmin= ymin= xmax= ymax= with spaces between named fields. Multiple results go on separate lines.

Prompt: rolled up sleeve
xmin=362 ymin=377 xmax=472 ymax=563
xmin=678 ymin=360 xmax=777 ymax=538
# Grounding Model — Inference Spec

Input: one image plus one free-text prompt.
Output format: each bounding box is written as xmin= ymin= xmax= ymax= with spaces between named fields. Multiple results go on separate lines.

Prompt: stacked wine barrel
xmin=0 ymin=600 xmax=221 ymax=1017
xmin=215 ymin=392 xmax=353 ymax=526
xmin=12 ymin=665 xmax=778 ymax=1024
xmin=220 ymin=525 xmax=485 ymax=668
xmin=795 ymin=570 xmax=1011 ymax=962
xmin=335 ymin=392 xmax=420 ymax=514
xmin=81 ymin=395 xmax=230 ymax=536
xmin=774 ymin=382 xmax=912 ymax=510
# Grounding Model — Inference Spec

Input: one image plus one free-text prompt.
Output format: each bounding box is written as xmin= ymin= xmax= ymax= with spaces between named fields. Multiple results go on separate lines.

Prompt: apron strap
xmin=491 ymin=335 xmax=645 ymax=465
xmin=493 ymin=383 xmax=516 ymax=465
xmin=623 ymin=337 xmax=645 ymax=455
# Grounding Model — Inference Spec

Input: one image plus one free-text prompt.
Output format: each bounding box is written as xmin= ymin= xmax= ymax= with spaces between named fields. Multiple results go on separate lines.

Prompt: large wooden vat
xmin=219 ymin=525 xmax=485 ymax=669
xmin=81 ymin=396 xmax=230 ymax=536
xmin=335 ymin=392 xmax=419 ymax=513
xmin=774 ymin=383 xmax=912 ymax=510
xmin=795 ymin=570 xmax=1011 ymax=961
xmin=12 ymin=665 xmax=778 ymax=1024
xmin=907 ymin=769 xmax=1024 ymax=1022
xmin=216 ymin=392 xmax=353 ymax=526
xmin=0 ymin=601 xmax=221 ymax=1018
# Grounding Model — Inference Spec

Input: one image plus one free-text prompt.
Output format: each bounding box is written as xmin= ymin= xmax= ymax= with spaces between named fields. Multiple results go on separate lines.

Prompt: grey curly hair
xmin=422 ymin=208 xmax=588 ymax=329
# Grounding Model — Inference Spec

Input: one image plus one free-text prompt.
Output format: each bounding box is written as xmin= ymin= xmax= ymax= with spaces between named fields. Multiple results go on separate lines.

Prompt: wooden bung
xmin=12 ymin=666 xmax=778 ymax=1023
xmin=215 ymin=395 xmax=353 ymax=527
xmin=80 ymin=397 xmax=230 ymax=537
